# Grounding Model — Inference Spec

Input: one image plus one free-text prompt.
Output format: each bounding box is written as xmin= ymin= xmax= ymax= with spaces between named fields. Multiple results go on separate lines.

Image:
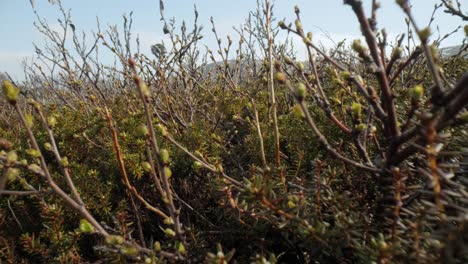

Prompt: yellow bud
xmin=44 ymin=143 xmax=52 ymax=151
xmin=155 ymin=124 xmax=167 ymax=136
xmin=351 ymin=103 xmax=362 ymax=119
xmin=47 ymin=116 xmax=57 ymax=128
xmin=61 ymin=157 xmax=69 ymax=167
xmin=6 ymin=151 xmax=17 ymax=165
xmin=193 ymin=161 xmax=202 ymax=169
xmin=142 ymin=162 xmax=152 ymax=172
xmin=297 ymin=62 xmax=305 ymax=72
xmin=163 ymin=217 xmax=174 ymax=225
xmin=25 ymin=114 xmax=34 ymax=128
xmin=164 ymin=167 xmax=172 ymax=178
xmin=136 ymin=124 xmax=150 ymax=137
xmin=26 ymin=149 xmax=41 ymax=158
xmin=2 ymin=80 xmax=20 ymax=104
xmin=409 ymin=85 xmax=424 ymax=100
xmin=164 ymin=228 xmax=176 ymax=237
xmin=28 ymin=164 xmax=42 ymax=174
xmin=176 ymin=241 xmax=186 ymax=254
xmin=274 ymin=72 xmax=286 ymax=84
xmin=6 ymin=168 xmax=20 ymax=182
xmin=278 ymin=20 xmax=287 ymax=29
xmin=139 ymin=82 xmax=151 ymax=98
xmin=295 ymin=83 xmax=307 ymax=101
xmin=355 ymin=123 xmax=367 ymax=131
xmin=291 ymin=104 xmax=305 ymax=119
xmin=295 ymin=19 xmax=302 ymax=32
xmin=160 ymin=149 xmax=170 ymax=164
xmin=352 ymin=39 xmax=366 ymax=54
xmin=154 ymin=241 xmax=161 ymax=251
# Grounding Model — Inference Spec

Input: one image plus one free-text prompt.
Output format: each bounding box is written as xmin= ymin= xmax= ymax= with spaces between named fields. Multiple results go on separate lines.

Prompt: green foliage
xmin=1 ymin=1 xmax=467 ymax=263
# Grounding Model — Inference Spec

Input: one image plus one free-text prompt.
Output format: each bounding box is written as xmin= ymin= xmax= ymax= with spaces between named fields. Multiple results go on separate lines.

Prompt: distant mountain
xmin=440 ymin=45 xmax=468 ymax=58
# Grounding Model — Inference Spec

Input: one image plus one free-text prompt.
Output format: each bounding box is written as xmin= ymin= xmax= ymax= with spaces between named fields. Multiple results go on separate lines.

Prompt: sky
xmin=0 ymin=0 xmax=465 ymax=80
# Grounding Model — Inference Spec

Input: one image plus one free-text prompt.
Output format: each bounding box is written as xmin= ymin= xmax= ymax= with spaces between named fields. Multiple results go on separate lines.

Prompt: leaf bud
xmin=295 ymin=83 xmax=307 ymax=101
xmin=79 ymin=219 xmax=95 ymax=233
xmin=409 ymin=85 xmax=424 ymax=100
xmin=2 ymin=80 xmax=20 ymax=104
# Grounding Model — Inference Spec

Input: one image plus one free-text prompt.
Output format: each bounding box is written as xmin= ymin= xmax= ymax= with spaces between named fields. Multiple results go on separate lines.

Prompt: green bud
xmin=176 ymin=241 xmax=186 ymax=254
xmin=105 ymin=235 xmax=124 ymax=245
xmin=194 ymin=150 xmax=203 ymax=158
xmin=121 ymin=245 xmax=138 ymax=256
xmin=352 ymin=39 xmax=366 ymax=54
xmin=60 ymin=157 xmax=69 ymax=167
xmin=274 ymin=72 xmax=286 ymax=84
xmin=137 ymin=124 xmax=150 ymax=137
xmin=355 ymin=124 xmax=367 ymax=131
xmin=216 ymin=164 xmax=224 ymax=173
xmin=164 ymin=167 xmax=172 ymax=179
xmin=465 ymin=25 xmax=468 ymax=37
xmin=44 ymin=143 xmax=52 ymax=151
xmin=155 ymin=124 xmax=167 ymax=136
xmin=6 ymin=168 xmax=20 ymax=182
xmin=193 ymin=161 xmax=202 ymax=170
xmin=302 ymin=36 xmax=311 ymax=45
xmin=2 ymin=80 xmax=20 ymax=104
xmin=79 ymin=219 xmax=95 ymax=233
xmin=307 ymin=32 xmax=313 ymax=41
xmin=139 ymin=82 xmax=151 ymax=98
xmin=26 ymin=149 xmax=41 ymax=158
xmin=27 ymin=99 xmax=41 ymax=110
xmin=164 ymin=228 xmax=176 ymax=237
xmin=283 ymin=56 xmax=293 ymax=65
xmin=6 ymin=151 xmax=17 ymax=165
xmin=160 ymin=149 xmax=170 ymax=164
xmin=295 ymin=83 xmax=307 ymax=101
xmin=163 ymin=217 xmax=174 ymax=225
xmin=142 ymin=162 xmax=152 ymax=172
xmin=154 ymin=241 xmax=161 ymax=251
xmin=295 ymin=19 xmax=302 ymax=32
xmin=410 ymin=85 xmax=424 ymax=100
xmin=47 ymin=116 xmax=57 ymax=128
xmin=278 ymin=20 xmax=287 ymax=30
xmin=291 ymin=104 xmax=305 ymax=119
xmin=341 ymin=71 xmax=351 ymax=81
xmin=393 ymin=47 xmax=403 ymax=59
xmin=297 ymin=62 xmax=305 ymax=72
xmin=288 ymin=200 xmax=296 ymax=208
xmin=351 ymin=103 xmax=362 ymax=119
xmin=25 ymin=114 xmax=34 ymax=128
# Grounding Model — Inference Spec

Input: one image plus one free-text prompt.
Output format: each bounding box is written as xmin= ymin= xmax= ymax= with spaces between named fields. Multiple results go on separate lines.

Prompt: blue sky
xmin=0 ymin=0 xmax=465 ymax=80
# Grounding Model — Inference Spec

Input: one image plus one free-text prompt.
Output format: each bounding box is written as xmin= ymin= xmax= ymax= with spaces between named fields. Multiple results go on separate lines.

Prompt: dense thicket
xmin=1 ymin=0 xmax=467 ymax=263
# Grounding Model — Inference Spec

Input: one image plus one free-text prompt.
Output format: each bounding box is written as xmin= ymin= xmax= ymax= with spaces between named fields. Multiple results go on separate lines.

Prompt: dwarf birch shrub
xmin=1 ymin=0 xmax=467 ymax=263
